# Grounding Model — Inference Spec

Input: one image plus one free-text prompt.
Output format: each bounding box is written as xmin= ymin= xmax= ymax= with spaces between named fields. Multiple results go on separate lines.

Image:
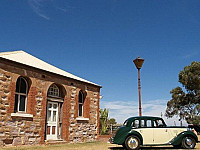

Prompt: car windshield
xmin=123 ymin=120 xmax=128 ymax=126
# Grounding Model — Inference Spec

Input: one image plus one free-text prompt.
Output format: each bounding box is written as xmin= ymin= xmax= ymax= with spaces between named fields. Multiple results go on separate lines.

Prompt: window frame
xmin=48 ymin=84 xmax=60 ymax=97
xmin=141 ymin=119 xmax=145 ymax=127
xmin=153 ymin=119 xmax=166 ymax=127
xmin=78 ymin=91 xmax=84 ymax=117
xmin=15 ymin=77 xmax=28 ymax=113
xmin=131 ymin=119 xmax=140 ymax=128
xmin=146 ymin=119 xmax=153 ymax=128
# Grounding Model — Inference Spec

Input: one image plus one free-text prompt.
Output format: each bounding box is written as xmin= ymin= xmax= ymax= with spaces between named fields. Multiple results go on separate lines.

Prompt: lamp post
xmin=133 ymin=56 xmax=144 ymax=117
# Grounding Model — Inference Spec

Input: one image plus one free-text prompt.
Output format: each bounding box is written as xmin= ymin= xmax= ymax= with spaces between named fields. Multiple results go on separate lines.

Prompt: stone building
xmin=0 ymin=50 xmax=101 ymax=146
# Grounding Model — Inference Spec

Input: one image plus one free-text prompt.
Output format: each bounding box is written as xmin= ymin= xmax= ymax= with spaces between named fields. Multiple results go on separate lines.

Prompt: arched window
xmin=48 ymin=84 xmax=60 ymax=97
xmin=14 ymin=77 xmax=28 ymax=112
xmin=78 ymin=91 xmax=84 ymax=117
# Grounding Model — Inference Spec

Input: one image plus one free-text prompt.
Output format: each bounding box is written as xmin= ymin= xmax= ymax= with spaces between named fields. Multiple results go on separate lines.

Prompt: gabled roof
xmin=0 ymin=50 xmax=101 ymax=87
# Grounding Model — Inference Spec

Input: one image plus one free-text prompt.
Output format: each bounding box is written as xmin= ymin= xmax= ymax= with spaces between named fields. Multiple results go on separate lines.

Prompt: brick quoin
xmin=62 ymin=92 xmax=70 ymax=141
xmin=84 ymin=97 xmax=90 ymax=119
xmin=27 ymin=87 xmax=37 ymax=115
xmin=7 ymin=82 xmax=16 ymax=114
xmin=97 ymin=91 xmax=100 ymax=139
xmin=75 ymin=89 xmax=78 ymax=118
xmin=40 ymin=93 xmax=47 ymax=144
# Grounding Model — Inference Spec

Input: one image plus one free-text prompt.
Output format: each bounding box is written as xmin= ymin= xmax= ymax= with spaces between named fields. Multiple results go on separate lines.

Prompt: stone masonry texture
xmin=0 ymin=58 xmax=100 ymax=146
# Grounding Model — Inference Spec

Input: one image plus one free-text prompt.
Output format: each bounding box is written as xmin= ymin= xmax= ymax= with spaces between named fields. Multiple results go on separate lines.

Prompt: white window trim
xmin=76 ymin=117 xmax=89 ymax=121
xmin=48 ymin=84 xmax=60 ymax=97
xmin=78 ymin=103 xmax=83 ymax=117
xmin=15 ymin=77 xmax=28 ymax=113
xmin=11 ymin=113 xmax=33 ymax=118
xmin=78 ymin=91 xmax=84 ymax=117
xmin=15 ymin=92 xmax=27 ymax=113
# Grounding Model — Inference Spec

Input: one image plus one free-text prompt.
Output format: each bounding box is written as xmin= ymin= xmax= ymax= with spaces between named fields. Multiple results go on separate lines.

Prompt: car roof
xmin=126 ymin=116 xmax=162 ymax=122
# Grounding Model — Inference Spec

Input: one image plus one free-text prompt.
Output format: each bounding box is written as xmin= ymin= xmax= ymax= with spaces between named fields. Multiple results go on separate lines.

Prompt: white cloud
xmin=182 ymin=51 xmax=199 ymax=59
xmin=100 ymin=99 xmax=187 ymax=126
xmin=28 ymin=0 xmax=74 ymax=20
xmin=28 ymin=0 xmax=50 ymax=20
xmin=56 ymin=7 xmax=67 ymax=13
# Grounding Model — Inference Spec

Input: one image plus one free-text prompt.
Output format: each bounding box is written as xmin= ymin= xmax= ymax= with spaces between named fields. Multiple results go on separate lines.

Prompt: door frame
xmin=45 ymin=96 xmax=64 ymax=140
xmin=46 ymin=101 xmax=59 ymax=140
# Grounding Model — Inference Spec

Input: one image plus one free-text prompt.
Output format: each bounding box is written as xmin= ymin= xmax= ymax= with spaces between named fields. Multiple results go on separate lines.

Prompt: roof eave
xmin=0 ymin=57 xmax=102 ymax=88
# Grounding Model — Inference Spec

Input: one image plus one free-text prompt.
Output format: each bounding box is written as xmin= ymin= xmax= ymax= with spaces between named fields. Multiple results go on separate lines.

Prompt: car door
xmin=153 ymin=119 xmax=170 ymax=144
xmin=135 ymin=119 xmax=154 ymax=145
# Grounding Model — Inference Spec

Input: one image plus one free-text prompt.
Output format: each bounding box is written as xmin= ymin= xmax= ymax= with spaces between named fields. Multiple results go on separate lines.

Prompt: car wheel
xmin=181 ymin=136 xmax=196 ymax=149
xmin=125 ymin=135 xmax=140 ymax=150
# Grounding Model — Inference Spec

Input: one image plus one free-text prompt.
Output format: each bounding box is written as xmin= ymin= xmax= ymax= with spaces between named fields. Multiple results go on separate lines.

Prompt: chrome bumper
xmin=109 ymin=137 xmax=114 ymax=144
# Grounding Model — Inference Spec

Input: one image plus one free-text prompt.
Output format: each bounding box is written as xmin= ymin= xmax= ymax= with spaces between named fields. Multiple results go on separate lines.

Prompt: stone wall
xmin=0 ymin=66 xmax=45 ymax=146
xmin=0 ymin=59 xmax=100 ymax=146
xmin=68 ymin=87 xmax=99 ymax=143
xmin=0 ymin=70 xmax=12 ymax=146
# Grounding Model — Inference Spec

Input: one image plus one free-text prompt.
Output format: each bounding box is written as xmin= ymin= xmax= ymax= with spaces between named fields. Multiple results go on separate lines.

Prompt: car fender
xmin=113 ymin=127 xmax=131 ymax=144
xmin=113 ymin=128 xmax=143 ymax=145
xmin=127 ymin=130 xmax=143 ymax=145
xmin=170 ymin=131 xmax=198 ymax=145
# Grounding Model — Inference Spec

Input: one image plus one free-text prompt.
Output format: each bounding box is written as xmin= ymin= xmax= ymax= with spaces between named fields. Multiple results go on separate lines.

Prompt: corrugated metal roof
xmin=0 ymin=50 xmax=101 ymax=87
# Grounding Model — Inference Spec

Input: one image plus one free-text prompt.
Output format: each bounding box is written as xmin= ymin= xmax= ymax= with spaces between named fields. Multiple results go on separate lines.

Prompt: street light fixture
xmin=133 ymin=56 xmax=144 ymax=117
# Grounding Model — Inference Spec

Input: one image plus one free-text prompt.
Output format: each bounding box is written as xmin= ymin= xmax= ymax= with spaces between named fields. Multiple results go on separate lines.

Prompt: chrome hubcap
xmin=185 ymin=137 xmax=193 ymax=147
xmin=128 ymin=137 xmax=138 ymax=149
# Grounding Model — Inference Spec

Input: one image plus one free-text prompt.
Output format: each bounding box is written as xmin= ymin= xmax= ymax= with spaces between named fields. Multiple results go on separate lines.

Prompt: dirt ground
xmin=0 ymin=135 xmax=200 ymax=150
xmin=0 ymin=142 xmax=199 ymax=150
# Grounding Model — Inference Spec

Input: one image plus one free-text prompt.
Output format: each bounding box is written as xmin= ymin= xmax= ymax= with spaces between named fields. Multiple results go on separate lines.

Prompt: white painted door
xmin=153 ymin=128 xmax=170 ymax=144
xmin=137 ymin=128 xmax=154 ymax=144
xmin=46 ymin=102 xmax=58 ymax=140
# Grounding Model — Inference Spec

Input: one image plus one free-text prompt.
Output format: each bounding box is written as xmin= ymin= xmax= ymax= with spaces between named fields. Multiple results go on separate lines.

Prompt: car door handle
xmin=165 ymin=129 xmax=167 ymax=132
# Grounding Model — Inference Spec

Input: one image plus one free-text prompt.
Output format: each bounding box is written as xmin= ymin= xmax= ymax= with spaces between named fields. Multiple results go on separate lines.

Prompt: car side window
xmin=132 ymin=120 xmax=139 ymax=128
xmin=146 ymin=120 xmax=152 ymax=127
xmin=141 ymin=120 xmax=145 ymax=127
xmin=157 ymin=119 xmax=165 ymax=127
xmin=154 ymin=119 xmax=165 ymax=127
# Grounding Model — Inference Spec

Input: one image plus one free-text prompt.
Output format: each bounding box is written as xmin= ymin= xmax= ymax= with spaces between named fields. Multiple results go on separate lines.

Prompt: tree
xmin=108 ymin=118 xmax=117 ymax=125
xmin=107 ymin=118 xmax=117 ymax=134
xmin=165 ymin=61 xmax=200 ymax=125
xmin=100 ymin=108 xmax=109 ymax=135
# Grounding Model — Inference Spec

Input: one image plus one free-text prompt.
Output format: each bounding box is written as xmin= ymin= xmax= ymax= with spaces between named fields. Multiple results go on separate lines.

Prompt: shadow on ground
xmin=109 ymin=146 xmax=177 ymax=150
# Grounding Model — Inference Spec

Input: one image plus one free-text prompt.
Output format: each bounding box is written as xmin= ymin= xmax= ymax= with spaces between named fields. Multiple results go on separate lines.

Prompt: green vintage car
xmin=109 ymin=116 xmax=198 ymax=150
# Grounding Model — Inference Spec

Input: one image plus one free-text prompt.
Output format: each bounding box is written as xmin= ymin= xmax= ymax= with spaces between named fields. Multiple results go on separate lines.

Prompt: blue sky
xmin=0 ymin=0 xmax=200 ymax=125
